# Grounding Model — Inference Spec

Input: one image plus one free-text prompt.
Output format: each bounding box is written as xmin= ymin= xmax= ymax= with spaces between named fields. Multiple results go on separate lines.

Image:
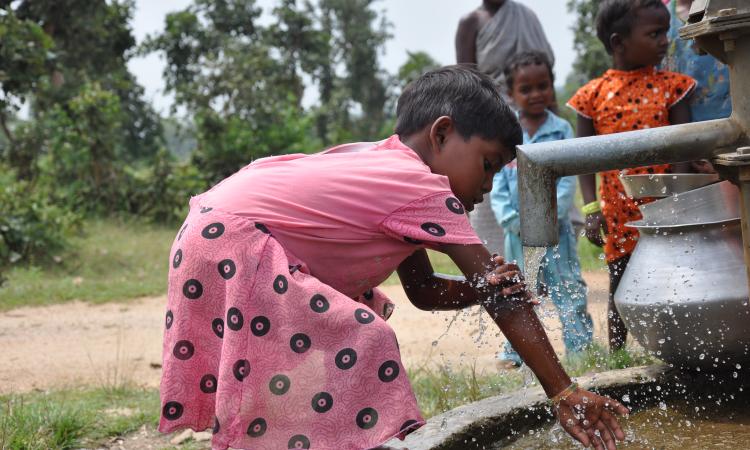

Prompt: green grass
xmin=412 ymin=343 xmax=654 ymax=419
xmin=0 ymin=214 xmax=603 ymax=308
xmin=576 ymin=235 xmax=607 ymax=272
xmin=0 ymin=345 xmax=653 ymax=446
xmin=0 ymin=386 xmax=161 ymax=449
xmin=0 ymin=219 xmax=175 ymax=311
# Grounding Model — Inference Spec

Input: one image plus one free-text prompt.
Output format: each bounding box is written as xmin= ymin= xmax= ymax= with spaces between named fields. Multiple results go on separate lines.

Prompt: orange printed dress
xmin=567 ymin=67 xmax=695 ymax=263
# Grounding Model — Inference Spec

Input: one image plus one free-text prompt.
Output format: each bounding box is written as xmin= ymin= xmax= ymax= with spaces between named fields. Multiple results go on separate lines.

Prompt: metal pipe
xmin=728 ymin=35 xmax=750 ymax=132
xmin=517 ymin=118 xmax=743 ymax=246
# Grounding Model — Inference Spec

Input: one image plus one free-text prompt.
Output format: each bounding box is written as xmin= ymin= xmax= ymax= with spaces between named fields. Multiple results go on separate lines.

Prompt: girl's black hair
xmin=503 ymin=50 xmax=555 ymax=91
xmin=596 ymin=0 xmax=667 ymax=54
xmin=395 ymin=64 xmax=522 ymax=153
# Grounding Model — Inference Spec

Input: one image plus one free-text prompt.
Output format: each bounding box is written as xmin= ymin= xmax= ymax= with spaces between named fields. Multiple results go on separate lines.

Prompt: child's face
xmin=618 ymin=6 xmax=670 ymax=67
xmin=509 ymin=64 xmax=553 ymax=116
xmin=430 ymin=128 xmax=514 ymax=212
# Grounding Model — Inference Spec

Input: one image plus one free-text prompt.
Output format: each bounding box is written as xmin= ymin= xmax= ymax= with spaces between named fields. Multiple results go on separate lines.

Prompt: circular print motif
xmin=182 ymin=279 xmax=203 ymax=300
xmin=255 ymin=222 xmax=271 ymax=234
xmin=165 ymin=310 xmax=174 ymax=329
xmin=363 ymin=289 xmax=374 ymax=301
xmin=172 ymin=249 xmax=183 ymax=269
xmin=211 ymin=318 xmax=224 ymax=338
xmin=178 ymin=223 xmax=188 ymax=241
xmin=250 ymin=316 xmax=270 ymax=337
xmin=288 ymin=435 xmax=310 ymax=449
xmin=383 ymin=303 xmax=395 ymax=320
xmin=309 ymin=294 xmax=329 ymax=313
xmin=200 ymin=374 xmax=218 ymax=393
xmin=311 ymin=392 xmax=333 ymax=413
xmin=273 ymin=275 xmax=288 ymax=294
xmin=290 ymin=333 xmax=311 ymax=354
xmin=354 ymin=308 xmax=375 ymax=324
xmin=200 ymin=206 xmax=213 ymax=214
xmin=173 ymin=340 xmax=194 ymax=361
xmin=401 ymin=419 xmax=419 ymax=434
xmin=421 ymin=222 xmax=446 ymax=237
xmin=246 ymin=418 xmax=267 ymax=438
xmin=227 ymin=307 xmax=244 ymax=331
xmin=378 ymin=360 xmax=400 ymax=382
xmin=445 ymin=197 xmax=465 ymax=214
xmin=335 ymin=348 xmax=357 ymax=370
xmin=218 ymin=259 xmax=236 ymax=280
xmin=201 ymin=222 xmax=225 ymax=239
xmin=269 ymin=374 xmax=291 ymax=395
xmin=162 ymin=401 xmax=183 ymax=421
xmin=213 ymin=417 xmax=220 ymax=434
xmin=233 ymin=359 xmax=251 ymax=381
xmin=356 ymin=407 xmax=379 ymax=430
xmin=403 ymin=236 xmax=423 ymax=245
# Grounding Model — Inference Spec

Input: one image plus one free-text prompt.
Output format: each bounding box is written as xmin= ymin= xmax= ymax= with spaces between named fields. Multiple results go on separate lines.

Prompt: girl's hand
xmin=485 ymin=255 xmax=537 ymax=304
xmin=584 ymin=212 xmax=606 ymax=247
xmin=555 ymin=388 xmax=629 ymax=450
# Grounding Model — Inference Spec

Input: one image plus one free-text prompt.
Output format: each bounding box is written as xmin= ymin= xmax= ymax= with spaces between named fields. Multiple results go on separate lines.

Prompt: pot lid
xmin=626 ymin=180 xmax=739 ymax=229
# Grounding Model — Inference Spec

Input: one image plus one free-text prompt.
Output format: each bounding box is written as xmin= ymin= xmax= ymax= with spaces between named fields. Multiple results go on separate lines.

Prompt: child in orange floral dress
xmin=567 ymin=0 xmax=695 ymax=351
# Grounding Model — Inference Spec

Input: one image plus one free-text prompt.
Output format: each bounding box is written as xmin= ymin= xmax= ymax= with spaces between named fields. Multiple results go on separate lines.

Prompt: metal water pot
xmin=614 ymin=181 xmax=750 ymax=368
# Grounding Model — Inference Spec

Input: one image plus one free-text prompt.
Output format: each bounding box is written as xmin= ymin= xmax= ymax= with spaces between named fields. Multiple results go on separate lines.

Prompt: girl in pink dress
xmin=160 ymin=66 xmax=629 ymax=450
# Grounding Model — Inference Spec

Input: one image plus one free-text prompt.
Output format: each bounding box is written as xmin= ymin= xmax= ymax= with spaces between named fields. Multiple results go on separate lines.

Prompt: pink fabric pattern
xmin=159 ymin=136 xmax=481 ymax=449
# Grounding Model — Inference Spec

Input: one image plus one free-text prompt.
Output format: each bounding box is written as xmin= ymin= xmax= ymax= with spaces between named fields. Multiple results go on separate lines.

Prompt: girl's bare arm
xmin=576 ymin=115 xmax=597 ymax=204
xmin=396 ymin=249 xmax=480 ymax=311
xmin=437 ymin=242 xmax=572 ymax=397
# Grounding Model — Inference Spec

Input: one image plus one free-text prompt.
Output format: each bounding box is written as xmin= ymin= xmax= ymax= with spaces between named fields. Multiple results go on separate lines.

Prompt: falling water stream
xmin=522 ymin=246 xmax=547 ymax=297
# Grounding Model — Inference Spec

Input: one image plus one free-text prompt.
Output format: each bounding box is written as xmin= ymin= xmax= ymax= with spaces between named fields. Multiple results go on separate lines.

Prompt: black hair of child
xmin=395 ymin=65 xmax=522 ymax=154
xmin=503 ymin=50 xmax=555 ymax=91
xmin=596 ymin=0 xmax=667 ymax=54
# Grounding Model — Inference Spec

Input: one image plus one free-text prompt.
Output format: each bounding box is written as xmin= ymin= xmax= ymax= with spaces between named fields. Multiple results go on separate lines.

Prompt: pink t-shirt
xmin=197 ymin=135 xmax=481 ymax=297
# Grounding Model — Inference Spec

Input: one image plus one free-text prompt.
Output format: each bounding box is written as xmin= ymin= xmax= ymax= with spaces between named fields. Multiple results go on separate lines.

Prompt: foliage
xmin=397 ymin=51 xmax=441 ymax=87
xmin=0 ymin=7 xmax=54 ymax=178
xmin=567 ymin=0 xmax=609 ymax=82
xmin=144 ymin=0 xmax=393 ymax=182
xmin=0 ymin=0 xmax=162 ymax=177
xmin=563 ymin=0 xmax=610 ymax=107
xmin=35 ymin=83 xmax=128 ymax=213
xmin=9 ymin=0 xmax=163 ymax=161
xmin=0 ymin=165 xmax=80 ymax=285
xmin=125 ymin=150 xmax=206 ymax=224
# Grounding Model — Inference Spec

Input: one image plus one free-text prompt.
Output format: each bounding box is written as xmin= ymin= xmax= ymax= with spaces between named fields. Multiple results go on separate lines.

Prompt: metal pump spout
xmin=517 ymin=0 xmax=750 ymax=248
xmin=517 ymin=120 xmax=742 ymax=246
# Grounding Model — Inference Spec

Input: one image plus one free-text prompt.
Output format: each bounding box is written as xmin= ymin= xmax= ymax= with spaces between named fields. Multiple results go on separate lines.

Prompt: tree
xmin=566 ymin=0 xmax=608 ymax=84
xmin=145 ymin=0 xmax=393 ymax=182
xmin=1 ymin=0 xmax=162 ymax=168
xmin=312 ymin=0 xmax=392 ymax=144
xmin=397 ymin=51 xmax=440 ymax=87
xmin=562 ymin=0 xmax=609 ymax=123
xmin=0 ymin=7 xmax=54 ymax=178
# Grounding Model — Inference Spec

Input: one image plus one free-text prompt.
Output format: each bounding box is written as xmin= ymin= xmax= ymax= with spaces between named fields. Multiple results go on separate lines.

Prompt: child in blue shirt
xmin=491 ymin=51 xmax=593 ymax=367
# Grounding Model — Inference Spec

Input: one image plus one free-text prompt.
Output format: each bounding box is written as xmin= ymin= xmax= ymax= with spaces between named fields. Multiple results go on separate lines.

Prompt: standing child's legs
xmin=607 ymin=255 xmax=630 ymax=351
xmin=497 ymin=223 xmax=593 ymax=365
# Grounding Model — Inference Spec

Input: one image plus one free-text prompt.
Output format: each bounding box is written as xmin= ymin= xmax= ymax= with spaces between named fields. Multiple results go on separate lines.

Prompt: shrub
xmin=0 ymin=166 xmax=81 ymax=284
xmin=124 ymin=149 xmax=207 ymax=224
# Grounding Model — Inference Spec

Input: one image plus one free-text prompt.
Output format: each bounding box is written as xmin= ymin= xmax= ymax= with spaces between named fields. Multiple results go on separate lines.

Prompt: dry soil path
xmin=0 ymin=272 xmax=610 ymax=395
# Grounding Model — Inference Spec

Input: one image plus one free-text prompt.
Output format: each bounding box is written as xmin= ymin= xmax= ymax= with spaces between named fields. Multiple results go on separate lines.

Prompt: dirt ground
xmin=0 ymin=271 xmax=610 ymax=395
